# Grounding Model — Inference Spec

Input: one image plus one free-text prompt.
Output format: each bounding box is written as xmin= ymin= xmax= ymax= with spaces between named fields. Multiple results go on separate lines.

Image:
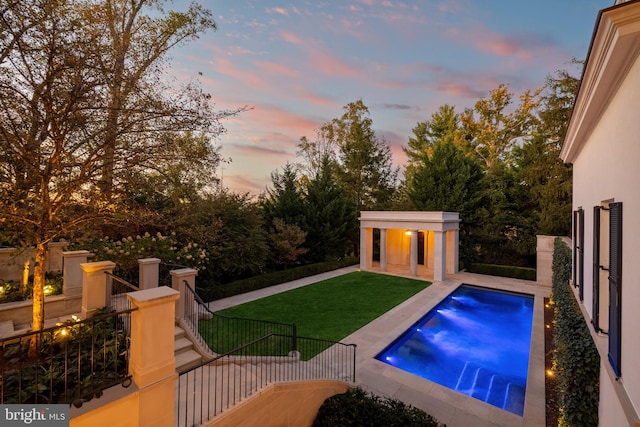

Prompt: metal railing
xmin=0 ymin=308 xmax=135 ymax=407
xmin=180 ymin=281 xmax=296 ymax=357
xmin=159 ymin=262 xmax=188 ymax=287
xmin=176 ymin=333 xmax=356 ymax=427
xmin=105 ymin=272 xmax=139 ymax=313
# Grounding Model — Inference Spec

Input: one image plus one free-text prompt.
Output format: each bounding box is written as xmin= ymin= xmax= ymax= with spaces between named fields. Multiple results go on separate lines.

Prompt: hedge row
xmin=313 ymin=388 xmax=445 ymax=427
xmin=201 ymin=257 xmax=359 ymax=301
xmin=551 ymin=237 xmax=599 ymax=427
xmin=467 ymin=263 xmax=536 ymax=281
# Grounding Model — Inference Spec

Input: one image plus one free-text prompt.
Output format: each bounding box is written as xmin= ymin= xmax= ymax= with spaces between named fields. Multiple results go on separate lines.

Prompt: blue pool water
xmin=376 ymin=285 xmax=534 ymax=416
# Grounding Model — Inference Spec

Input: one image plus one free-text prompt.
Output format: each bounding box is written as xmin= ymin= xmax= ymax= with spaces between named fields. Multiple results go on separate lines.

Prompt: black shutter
xmin=608 ymin=202 xmax=622 ymax=378
xmin=573 ymin=210 xmax=578 ymax=286
xmin=578 ymin=208 xmax=585 ymax=301
xmin=592 ymin=206 xmax=601 ymax=331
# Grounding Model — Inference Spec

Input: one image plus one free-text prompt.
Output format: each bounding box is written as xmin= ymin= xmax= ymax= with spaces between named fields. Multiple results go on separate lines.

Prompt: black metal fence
xmin=179 ymin=281 xmax=296 ymax=357
xmin=106 ymin=272 xmax=139 ymax=313
xmin=0 ymin=308 xmax=135 ymax=407
xmin=176 ymin=333 xmax=356 ymax=427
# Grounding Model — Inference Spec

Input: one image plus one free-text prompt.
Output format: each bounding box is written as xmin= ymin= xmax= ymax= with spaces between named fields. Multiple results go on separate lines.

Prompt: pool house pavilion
xmin=359 ymin=211 xmax=460 ymax=282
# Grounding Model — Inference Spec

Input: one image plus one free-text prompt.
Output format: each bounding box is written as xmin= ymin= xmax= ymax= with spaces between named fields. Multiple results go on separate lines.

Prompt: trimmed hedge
xmin=551 ymin=237 xmax=599 ymax=427
xmin=313 ymin=388 xmax=445 ymax=427
xmin=467 ymin=263 xmax=536 ymax=281
xmin=201 ymin=257 xmax=359 ymax=301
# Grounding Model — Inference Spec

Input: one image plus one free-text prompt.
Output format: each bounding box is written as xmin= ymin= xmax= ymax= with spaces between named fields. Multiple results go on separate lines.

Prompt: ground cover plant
xmin=200 ymin=271 xmax=429 ymax=357
xmin=551 ymin=238 xmax=599 ymax=426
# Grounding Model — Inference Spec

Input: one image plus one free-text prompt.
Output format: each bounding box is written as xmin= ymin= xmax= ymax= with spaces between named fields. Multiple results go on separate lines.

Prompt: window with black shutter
xmin=608 ymin=201 xmax=622 ymax=378
xmin=573 ymin=210 xmax=579 ymax=286
xmin=578 ymin=208 xmax=585 ymax=301
xmin=593 ymin=205 xmax=601 ymax=331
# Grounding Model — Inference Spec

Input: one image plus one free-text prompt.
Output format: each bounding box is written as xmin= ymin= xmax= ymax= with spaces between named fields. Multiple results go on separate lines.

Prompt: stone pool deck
xmin=207 ymin=265 xmax=550 ymax=427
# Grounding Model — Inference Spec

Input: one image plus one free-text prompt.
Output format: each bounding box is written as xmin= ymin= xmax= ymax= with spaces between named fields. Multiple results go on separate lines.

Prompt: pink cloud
xmin=256 ymin=104 xmax=321 ymax=130
xmin=233 ymin=143 xmax=290 ymax=157
xmin=224 ymin=173 xmax=267 ymax=195
xmin=436 ymin=81 xmax=486 ymax=99
xmin=268 ymin=7 xmax=289 ymax=16
xmin=208 ymin=56 xmax=269 ymax=91
xmin=254 ymin=60 xmax=299 ymax=77
xmin=448 ymin=23 xmax=558 ymax=63
xmin=311 ymin=50 xmax=362 ymax=78
xmin=280 ymin=31 xmax=302 ymax=44
xmin=299 ymin=89 xmax=339 ymax=108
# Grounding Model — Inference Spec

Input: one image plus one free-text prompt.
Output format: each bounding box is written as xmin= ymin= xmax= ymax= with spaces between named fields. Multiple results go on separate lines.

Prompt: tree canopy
xmin=0 ymin=0 xmax=240 ymax=336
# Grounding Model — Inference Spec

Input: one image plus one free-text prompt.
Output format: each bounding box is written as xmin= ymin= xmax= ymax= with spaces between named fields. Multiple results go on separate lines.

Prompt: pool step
xmin=454 ymin=361 xmax=525 ymax=414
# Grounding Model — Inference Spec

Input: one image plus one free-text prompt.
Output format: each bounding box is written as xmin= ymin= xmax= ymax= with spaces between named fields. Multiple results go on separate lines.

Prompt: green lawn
xmin=213 ymin=271 xmax=430 ymax=342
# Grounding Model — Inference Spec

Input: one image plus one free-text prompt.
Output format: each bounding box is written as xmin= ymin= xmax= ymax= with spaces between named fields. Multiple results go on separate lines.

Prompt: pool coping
xmin=344 ymin=271 xmax=550 ymax=427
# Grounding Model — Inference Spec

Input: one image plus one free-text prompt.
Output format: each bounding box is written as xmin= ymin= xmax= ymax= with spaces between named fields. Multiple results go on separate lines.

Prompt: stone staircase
xmin=174 ymin=325 xmax=204 ymax=373
xmin=175 ymin=358 xmax=330 ymax=426
xmin=454 ymin=361 xmax=526 ymax=415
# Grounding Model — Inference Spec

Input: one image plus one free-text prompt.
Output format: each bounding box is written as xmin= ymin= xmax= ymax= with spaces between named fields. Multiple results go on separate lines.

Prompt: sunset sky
xmin=173 ymin=0 xmax=611 ymax=195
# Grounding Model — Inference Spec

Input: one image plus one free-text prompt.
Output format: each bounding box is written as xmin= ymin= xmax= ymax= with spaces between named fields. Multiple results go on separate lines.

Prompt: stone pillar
xmin=127 ymin=286 xmax=179 ymax=427
xmin=138 ymin=258 xmax=161 ymax=290
xmin=170 ymin=268 xmax=197 ymax=319
xmin=380 ymin=228 xmax=388 ymax=272
xmin=81 ymin=261 xmax=115 ymax=318
xmin=446 ymin=229 xmax=459 ymax=274
xmin=46 ymin=242 xmax=68 ymax=272
xmin=359 ymin=227 xmax=373 ymax=270
xmin=536 ymin=236 xmax=555 ymax=287
xmin=63 ymin=250 xmax=91 ymax=297
xmin=409 ymin=230 xmax=418 ymax=277
xmin=434 ymin=231 xmax=446 ymax=282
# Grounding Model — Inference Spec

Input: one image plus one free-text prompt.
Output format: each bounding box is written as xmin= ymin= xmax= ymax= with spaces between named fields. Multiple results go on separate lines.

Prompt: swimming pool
xmin=375 ymin=284 xmax=534 ymax=416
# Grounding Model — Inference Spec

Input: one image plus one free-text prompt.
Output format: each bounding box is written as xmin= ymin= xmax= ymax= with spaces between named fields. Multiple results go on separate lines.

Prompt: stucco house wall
xmin=561 ymin=1 xmax=640 ymax=424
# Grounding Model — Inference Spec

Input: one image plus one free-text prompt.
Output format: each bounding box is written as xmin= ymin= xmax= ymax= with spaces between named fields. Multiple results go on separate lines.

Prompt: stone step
xmin=175 ymin=349 xmax=203 ymax=373
xmin=175 ymin=337 xmax=194 ymax=354
xmin=174 ymin=325 xmax=186 ymax=339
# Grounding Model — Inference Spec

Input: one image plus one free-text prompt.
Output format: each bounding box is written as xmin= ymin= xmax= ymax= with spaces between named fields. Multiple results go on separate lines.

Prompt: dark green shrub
xmin=313 ymin=388 xmax=445 ymax=427
xmin=0 ymin=307 xmax=129 ymax=405
xmin=467 ymin=263 xmax=536 ymax=281
xmin=201 ymin=257 xmax=358 ymax=301
xmin=0 ymin=272 xmax=63 ymax=304
xmin=551 ymin=237 xmax=599 ymax=427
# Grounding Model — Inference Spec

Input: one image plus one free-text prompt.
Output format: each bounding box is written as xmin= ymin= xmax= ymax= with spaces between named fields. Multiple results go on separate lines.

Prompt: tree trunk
xmin=28 ymin=242 xmax=47 ymax=358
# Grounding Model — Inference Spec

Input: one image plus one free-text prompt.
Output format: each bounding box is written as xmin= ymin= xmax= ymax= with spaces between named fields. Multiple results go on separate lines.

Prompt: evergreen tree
xmin=409 ymin=141 xmax=484 ymax=265
xmin=513 ymin=67 xmax=577 ymax=236
xmin=403 ymin=104 xmax=459 ymax=183
xmin=326 ymin=100 xmax=398 ymax=212
xmin=260 ymin=163 xmax=307 ymax=229
xmin=303 ymin=156 xmax=356 ymax=261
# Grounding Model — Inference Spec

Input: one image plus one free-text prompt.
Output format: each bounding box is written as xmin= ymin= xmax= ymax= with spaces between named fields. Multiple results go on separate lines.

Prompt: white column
xmin=81 ymin=261 xmax=115 ymax=318
xmin=446 ymin=229 xmax=459 ymax=274
xmin=63 ymin=250 xmax=91 ymax=297
xmin=360 ymin=227 xmax=373 ymax=270
xmin=127 ymin=286 xmax=179 ymax=427
xmin=410 ymin=230 xmax=418 ymax=277
xmin=380 ymin=228 xmax=387 ymax=272
xmin=434 ymin=230 xmax=447 ymax=281
xmin=138 ymin=258 xmax=161 ymax=290
xmin=170 ymin=268 xmax=197 ymax=319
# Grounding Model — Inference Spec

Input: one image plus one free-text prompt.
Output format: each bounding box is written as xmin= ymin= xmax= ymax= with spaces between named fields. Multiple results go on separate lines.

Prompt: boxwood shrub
xmin=551 ymin=237 xmax=599 ymax=427
xmin=313 ymin=388 xmax=445 ymax=427
xmin=201 ymin=257 xmax=358 ymax=301
xmin=467 ymin=263 xmax=536 ymax=281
